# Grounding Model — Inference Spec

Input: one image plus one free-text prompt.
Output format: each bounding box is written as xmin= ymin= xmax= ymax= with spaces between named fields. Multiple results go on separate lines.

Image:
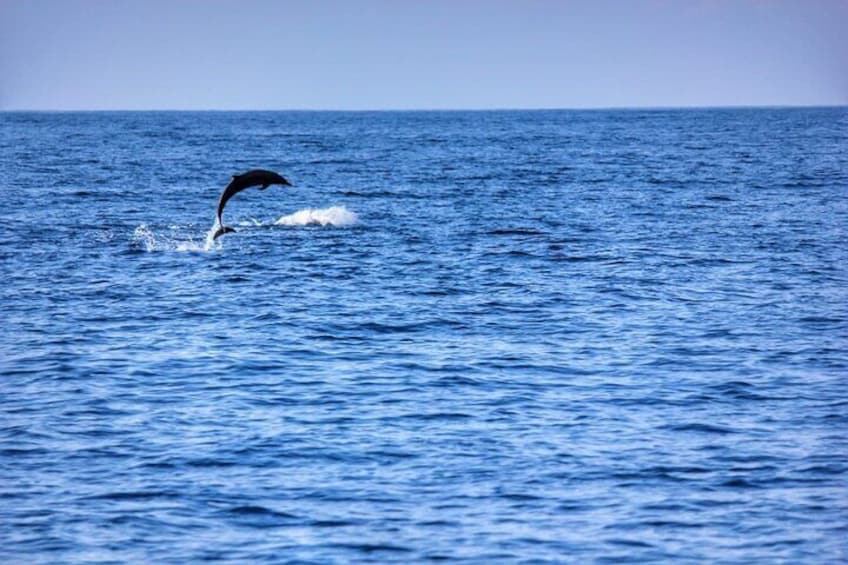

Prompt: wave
xmin=275 ymin=206 xmax=358 ymax=227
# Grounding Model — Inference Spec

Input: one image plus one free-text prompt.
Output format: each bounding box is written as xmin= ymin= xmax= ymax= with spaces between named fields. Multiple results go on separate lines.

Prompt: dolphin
xmin=213 ymin=169 xmax=293 ymax=239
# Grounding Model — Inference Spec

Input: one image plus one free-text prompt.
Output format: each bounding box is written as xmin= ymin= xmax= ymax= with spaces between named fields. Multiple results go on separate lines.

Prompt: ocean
xmin=1 ymin=108 xmax=846 ymax=562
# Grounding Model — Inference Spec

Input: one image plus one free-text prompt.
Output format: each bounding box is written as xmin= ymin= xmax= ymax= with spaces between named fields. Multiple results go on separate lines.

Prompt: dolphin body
xmin=213 ymin=169 xmax=293 ymax=240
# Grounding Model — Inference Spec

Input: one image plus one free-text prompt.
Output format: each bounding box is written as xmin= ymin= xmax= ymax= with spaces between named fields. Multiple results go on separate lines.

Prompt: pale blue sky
xmin=1 ymin=0 xmax=845 ymax=110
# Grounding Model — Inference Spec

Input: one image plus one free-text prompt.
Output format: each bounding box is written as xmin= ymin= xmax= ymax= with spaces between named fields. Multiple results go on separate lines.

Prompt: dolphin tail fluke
xmin=212 ymin=225 xmax=237 ymax=240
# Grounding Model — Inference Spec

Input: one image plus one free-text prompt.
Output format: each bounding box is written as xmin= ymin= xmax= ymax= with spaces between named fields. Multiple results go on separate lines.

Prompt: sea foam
xmin=275 ymin=206 xmax=358 ymax=227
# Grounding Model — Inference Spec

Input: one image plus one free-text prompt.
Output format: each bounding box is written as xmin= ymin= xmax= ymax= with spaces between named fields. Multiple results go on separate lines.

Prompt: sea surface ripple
xmin=1 ymin=108 xmax=847 ymax=562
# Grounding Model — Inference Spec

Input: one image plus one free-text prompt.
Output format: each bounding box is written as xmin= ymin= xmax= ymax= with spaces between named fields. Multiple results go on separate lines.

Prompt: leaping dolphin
xmin=213 ymin=169 xmax=293 ymax=240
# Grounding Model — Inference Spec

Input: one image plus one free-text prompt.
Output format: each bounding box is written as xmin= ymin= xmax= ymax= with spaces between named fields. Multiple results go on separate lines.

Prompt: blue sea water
xmin=1 ymin=108 xmax=847 ymax=563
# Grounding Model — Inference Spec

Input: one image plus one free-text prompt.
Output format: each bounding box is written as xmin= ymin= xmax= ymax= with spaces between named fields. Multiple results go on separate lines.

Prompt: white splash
xmin=132 ymin=224 xmax=208 ymax=252
xmin=275 ymin=206 xmax=358 ymax=227
xmin=203 ymin=225 xmax=220 ymax=251
xmin=132 ymin=224 xmax=157 ymax=252
xmin=133 ymin=207 xmax=357 ymax=252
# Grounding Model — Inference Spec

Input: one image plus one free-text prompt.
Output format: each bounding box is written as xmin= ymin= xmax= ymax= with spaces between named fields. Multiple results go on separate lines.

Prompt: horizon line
xmin=1 ymin=103 xmax=846 ymax=113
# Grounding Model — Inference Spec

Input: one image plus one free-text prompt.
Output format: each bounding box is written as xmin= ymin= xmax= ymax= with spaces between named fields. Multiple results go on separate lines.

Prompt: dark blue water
xmin=2 ymin=108 xmax=847 ymax=562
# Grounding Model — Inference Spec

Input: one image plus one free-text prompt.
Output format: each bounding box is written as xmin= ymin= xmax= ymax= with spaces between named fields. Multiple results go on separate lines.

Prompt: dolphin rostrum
xmin=213 ymin=169 xmax=293 ymax=240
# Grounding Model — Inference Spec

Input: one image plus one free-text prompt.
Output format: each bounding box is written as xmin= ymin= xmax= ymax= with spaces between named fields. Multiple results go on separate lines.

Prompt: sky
xmin=1 ymin=0 xmax=846 ymax=110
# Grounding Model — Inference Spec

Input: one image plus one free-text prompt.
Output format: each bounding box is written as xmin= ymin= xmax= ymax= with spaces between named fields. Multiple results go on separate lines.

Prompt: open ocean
xmin=1 ymin=108 xmax=846 ymax=563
